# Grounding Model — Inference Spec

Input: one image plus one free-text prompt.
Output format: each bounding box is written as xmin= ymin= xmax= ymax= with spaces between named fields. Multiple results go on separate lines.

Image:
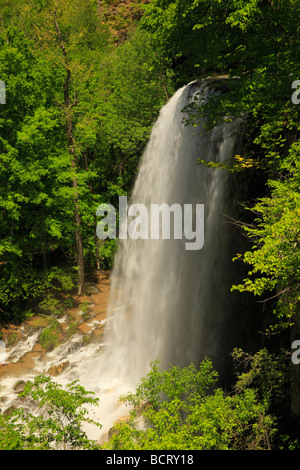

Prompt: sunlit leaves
xmin=104 ymin=358 xmax=276 ymax=450
xmin=0 ymin=375 xmax=101 ymax=450
xmin=232 ymin=150 xmax=300 ymax=332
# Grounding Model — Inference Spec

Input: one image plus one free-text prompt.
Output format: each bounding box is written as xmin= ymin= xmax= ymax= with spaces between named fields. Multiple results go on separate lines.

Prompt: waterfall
xmin=81 ymin=80 xmax=241 ymax=393
xmin=0 ymin=80 xmax=244 ymax=443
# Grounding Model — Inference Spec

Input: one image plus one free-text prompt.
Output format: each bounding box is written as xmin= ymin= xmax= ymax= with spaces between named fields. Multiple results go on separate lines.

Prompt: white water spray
xmin=81 ymin=80 xmax=241 ymax=390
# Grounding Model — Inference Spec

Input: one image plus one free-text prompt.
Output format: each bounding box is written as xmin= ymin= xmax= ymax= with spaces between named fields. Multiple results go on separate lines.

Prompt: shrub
xmin=104 ymin=358 xmax=277 ymax=450
xmin=0 ymin=375 xmax=101 ymax=450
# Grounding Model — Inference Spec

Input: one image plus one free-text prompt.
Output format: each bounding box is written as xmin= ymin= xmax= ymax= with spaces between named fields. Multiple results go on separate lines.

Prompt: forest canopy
xmin=0 ymin=0 xmax=298 ymax=345
xmin=0 ymin=0 xmax=298 ymax=334
xmin=0 ymin=0 xmax=300 ymax=452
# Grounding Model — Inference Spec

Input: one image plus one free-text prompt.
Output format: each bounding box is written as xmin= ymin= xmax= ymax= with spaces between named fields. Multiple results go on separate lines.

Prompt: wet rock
xmin=13 ymin=380 xmax=27 ymax=393
xmin=3 ymin=405 xmax=16 ymax=416
xmin=84 ymin=283 xmax=101 ymax=295
xmin=47 ymin=361 xmax=70 ymax=376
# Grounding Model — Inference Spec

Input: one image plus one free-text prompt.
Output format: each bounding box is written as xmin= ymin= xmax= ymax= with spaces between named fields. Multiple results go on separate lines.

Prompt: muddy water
xmin=0 ymin=273 xmax=110 ymax=378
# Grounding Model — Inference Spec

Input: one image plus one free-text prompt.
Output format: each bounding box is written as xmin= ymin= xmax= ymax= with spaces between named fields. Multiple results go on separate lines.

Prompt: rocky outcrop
xmin=97 ymin=0 xmax=150 ymax=43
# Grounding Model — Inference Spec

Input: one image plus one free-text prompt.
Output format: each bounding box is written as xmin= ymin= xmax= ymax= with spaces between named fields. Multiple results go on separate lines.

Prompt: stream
xmin=0 ymin=271 xmax=132 ymax=444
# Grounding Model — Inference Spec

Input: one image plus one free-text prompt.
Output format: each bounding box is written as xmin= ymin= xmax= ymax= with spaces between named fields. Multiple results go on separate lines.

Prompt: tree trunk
xmin=54 ymin=8 xmax=85 ymax=296
xmin=83 ymin=152 xmax=101 ymax=272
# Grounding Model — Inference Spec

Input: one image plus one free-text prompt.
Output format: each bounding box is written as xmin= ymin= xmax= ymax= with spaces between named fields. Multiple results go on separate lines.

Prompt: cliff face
xmin=98 ymin=0 xmax=150 ymax=43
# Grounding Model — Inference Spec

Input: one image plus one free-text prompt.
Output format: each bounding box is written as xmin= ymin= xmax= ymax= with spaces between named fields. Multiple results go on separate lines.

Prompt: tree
xmin=52 ymin=3 xmax=85 ymax=295
xmin=0 ymin=0 xmax=170 ymax=318
xmin=0 ymin=0 xmax=114 ymax=314
xmin=141 ymin=0 xmax=300 ymax=171
xmin=232 ymin=151 xmax=300 ymax=334
xmin=0 ymin=27 xmax=76 ymax=318
xmin=0 ymin=375 xmax=101 ymax=450
xmin=103 ymin=359 xmax=277 ymax=450
xmin=141 ymin=0 xmax=300 ymax=335
xmin=96 ymin=27 xmax=170 ymax=190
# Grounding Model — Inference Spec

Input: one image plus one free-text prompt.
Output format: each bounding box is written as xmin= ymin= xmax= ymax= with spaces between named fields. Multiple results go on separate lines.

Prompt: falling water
xmin=81 ymin=80 xmax=241 ymax=391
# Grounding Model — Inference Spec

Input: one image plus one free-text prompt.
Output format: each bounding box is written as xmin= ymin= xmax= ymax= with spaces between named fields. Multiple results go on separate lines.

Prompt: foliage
xmin=0 ymin=375 xmax=101 ymax=450
xmin=104 ymin=358 xmax=277 ymax=450
xmin=0 ymin=0 xmax=299 ymax=450
xmin=232 ymin=152 xmax=300 ymax=332
xmin=122 ymin=358 xmax=218 ymax=410
xmin=140 ymin=0 xmax=300 ymax=335
xmin=0 ymin=1 xmax=166 ymax=319
xmin=38 ymin=294 xmax=64 ymax=317
xmin=232 ymin=347 xmax=290 ymax=406
xmin=39 ymin=317 xmax=62 ymax=351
